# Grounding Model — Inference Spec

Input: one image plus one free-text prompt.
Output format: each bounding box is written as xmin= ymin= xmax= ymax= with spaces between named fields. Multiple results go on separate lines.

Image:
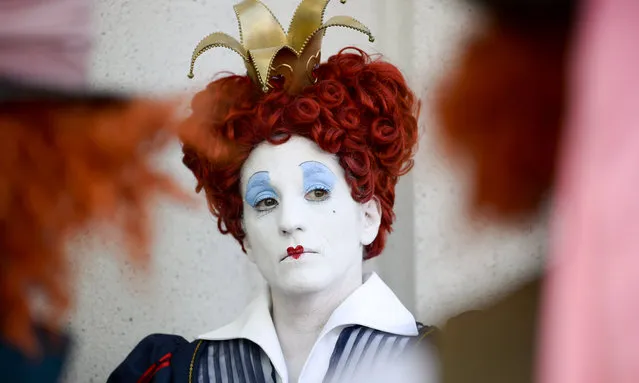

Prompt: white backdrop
xmin=63 ymin=1 xmax=546 ymax=381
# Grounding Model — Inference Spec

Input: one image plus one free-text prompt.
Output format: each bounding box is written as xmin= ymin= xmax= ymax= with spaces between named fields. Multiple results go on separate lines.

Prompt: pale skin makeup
xmin=240 ymin=135 xmax=382 ymax=382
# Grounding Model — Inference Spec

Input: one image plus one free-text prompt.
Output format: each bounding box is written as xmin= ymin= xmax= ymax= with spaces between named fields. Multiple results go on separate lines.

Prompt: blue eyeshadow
xmin=300 ymin=161 xmax=336 ymax=193
xmin=245 ymin=171 xmax=277 ymax=207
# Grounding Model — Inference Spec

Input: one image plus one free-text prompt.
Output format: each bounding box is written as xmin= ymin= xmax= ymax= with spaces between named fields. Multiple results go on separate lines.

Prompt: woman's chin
xmin=272 ymin=268 xmax=334 ymax=295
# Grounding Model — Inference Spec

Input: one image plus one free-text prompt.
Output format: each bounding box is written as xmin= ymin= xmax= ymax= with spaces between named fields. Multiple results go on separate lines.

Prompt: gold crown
xmin=187 ymin=0 xmax=374 ymax=94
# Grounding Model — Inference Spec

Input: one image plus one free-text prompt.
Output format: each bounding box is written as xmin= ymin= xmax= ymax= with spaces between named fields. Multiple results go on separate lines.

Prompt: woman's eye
xmin=255 ymin=197 xmax=278 ymax=211
xmin=305 ymin=188 xmax=330 ymax=201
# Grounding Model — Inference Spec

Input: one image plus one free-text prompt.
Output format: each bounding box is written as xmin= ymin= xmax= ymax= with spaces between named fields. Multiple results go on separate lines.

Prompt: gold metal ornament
xmin=187 ymin=0 xmax=375 ymax=94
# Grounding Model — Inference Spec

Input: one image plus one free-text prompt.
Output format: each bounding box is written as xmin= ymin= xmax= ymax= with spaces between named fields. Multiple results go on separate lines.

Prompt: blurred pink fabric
xmin=539 ymin=0 xmax=639 ymax=382
xmin=0 ymin=0 xmax=92 ymax=88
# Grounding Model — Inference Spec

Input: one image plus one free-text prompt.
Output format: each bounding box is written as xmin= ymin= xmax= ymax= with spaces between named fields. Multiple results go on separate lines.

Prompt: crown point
xmin=340 ymin=0 xmax=346 ymax=3
xmin=369 ymin=36 xmax=375 ymax=43
xmin=187 ymin=72 xmax=195 ymax=79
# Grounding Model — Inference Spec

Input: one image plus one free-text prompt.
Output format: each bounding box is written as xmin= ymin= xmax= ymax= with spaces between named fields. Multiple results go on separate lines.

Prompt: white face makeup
xmin=240 ymin=136 xmax=381 ymax=295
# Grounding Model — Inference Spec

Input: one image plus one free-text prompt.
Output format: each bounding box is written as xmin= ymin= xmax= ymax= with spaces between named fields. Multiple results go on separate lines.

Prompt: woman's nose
xmin=277 ymin=198 xmax=305 ymax=236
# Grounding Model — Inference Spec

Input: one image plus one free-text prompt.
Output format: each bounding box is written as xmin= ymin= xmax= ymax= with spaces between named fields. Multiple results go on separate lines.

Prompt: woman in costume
xmin=433 ymin=0 xmax=639 ymax=382
xmin=108 ymin=1 xmax=437 ymax=382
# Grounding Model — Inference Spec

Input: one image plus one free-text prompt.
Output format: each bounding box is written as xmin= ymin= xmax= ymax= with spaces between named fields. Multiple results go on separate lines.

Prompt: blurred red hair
xmin=0 ymin=98 xmax=185 ymax=353
xmin=434 ymin=21 xmax=571 ymax=220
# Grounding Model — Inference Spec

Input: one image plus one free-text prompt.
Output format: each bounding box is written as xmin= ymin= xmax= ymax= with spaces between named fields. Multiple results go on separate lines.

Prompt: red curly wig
xmin=181 ymin=48 xmax=419 ymax=260
xmin=0 ymin=97 xmax=187 ymax=353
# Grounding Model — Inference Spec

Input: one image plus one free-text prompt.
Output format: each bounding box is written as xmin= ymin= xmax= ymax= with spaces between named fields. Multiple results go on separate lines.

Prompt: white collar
xmin=322 ymin=272 xmax=417 ymax=336
xmin=196 ymin=272 xmax=417 ymax=381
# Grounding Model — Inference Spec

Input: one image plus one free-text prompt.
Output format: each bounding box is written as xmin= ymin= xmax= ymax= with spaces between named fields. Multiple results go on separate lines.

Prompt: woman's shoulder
xmin=107 ymin=333 xmax=205 ymax=383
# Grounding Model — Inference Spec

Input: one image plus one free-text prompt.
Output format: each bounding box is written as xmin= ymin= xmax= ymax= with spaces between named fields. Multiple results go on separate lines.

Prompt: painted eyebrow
xmin=299 ymin=161 xmax=336 ymax=191
xmin=244 ymin=171 xmax=276 ymax=205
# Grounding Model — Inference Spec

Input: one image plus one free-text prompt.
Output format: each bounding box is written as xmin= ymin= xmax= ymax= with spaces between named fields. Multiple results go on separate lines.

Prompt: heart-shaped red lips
xmin=286 ymin=245 xmax=305 ymax=257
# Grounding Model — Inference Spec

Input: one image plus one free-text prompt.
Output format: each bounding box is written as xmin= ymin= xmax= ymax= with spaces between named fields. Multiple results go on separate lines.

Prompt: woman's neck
xmin=270 ymin=266 xmax=363 ymax=382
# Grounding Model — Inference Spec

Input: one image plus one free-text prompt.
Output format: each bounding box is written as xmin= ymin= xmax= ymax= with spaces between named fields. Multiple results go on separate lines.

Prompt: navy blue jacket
xmin=108 ymin=324 xmax=437 ymax=383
